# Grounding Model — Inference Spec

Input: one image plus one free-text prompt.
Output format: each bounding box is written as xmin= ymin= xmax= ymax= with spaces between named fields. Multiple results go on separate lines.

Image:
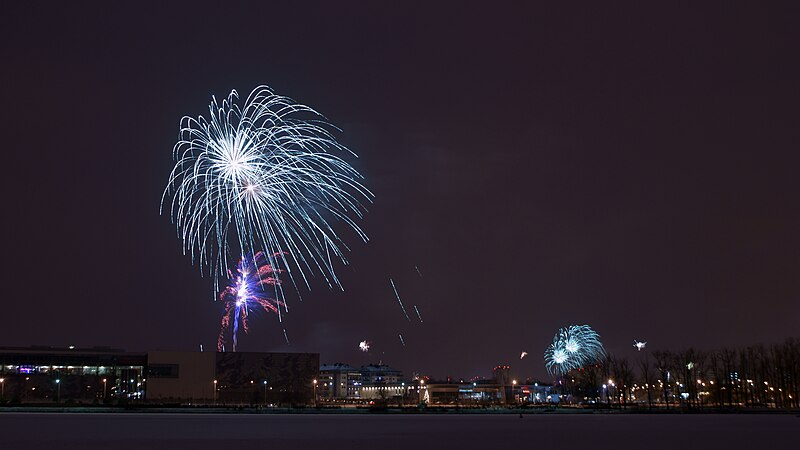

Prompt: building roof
xmin=320 ymin=363 xmax=358 ymax=372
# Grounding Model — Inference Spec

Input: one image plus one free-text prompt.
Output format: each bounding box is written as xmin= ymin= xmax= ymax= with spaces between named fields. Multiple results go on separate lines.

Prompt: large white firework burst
xmin=544 ymin=324 xmax=606 ymax=376
xmin=162 ymin=86 xmax=372 ymax=293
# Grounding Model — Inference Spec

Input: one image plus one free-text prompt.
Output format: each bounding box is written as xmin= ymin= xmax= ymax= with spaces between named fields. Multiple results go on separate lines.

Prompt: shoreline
xmin=1 ymin=406 xmax=798 ymax=415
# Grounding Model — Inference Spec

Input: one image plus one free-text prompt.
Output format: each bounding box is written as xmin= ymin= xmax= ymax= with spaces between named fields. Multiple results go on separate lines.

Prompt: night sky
xmin=2 ymin=2 xmax=798 ymax=380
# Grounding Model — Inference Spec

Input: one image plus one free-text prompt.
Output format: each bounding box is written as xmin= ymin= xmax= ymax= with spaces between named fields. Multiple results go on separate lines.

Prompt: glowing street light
xmin=0 ymin=378 xmax=5 ymax=399
xmin=213 ymin=380 xmax=218 ymax=405
xmin=55 ymin=379 xmax=61 ymax=402
xmin=263 ymin=380 xmax=268 ymax=405
xmin=512 ymin=380 xmax=518 ymax=404
xmin=102 ymin=378 xmax=107 ymax=399
xmin=312 ymin=379 xmax=318 ymax=406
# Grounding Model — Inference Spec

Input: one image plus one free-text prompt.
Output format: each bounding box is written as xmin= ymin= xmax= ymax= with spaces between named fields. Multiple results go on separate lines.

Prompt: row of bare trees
xmin=564 ymin=337 xmax=799 ymax=409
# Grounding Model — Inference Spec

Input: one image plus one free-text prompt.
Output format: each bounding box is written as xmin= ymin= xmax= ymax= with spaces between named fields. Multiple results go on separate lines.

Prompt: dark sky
xmin=2 ymin=2 xmax=798 ymax=380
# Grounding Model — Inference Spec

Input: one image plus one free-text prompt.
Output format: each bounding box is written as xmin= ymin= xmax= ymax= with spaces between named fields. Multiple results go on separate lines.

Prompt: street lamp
xmin=213 ymin=380 xmax=218 ymax=405
xmin=263 ymin=380 xmax=268 ymax=405
xmin=512 ymin=380 xmax=518 ymax=404
xmin=312 ymin=379 xmax=318 ymax=407
xmin=55 ymin=379 xmax=61 ymax=403
xmin=102 ymin=378 xmax=107 ymax=400
xmin=0 ymin=378 xmax=4 ymax=399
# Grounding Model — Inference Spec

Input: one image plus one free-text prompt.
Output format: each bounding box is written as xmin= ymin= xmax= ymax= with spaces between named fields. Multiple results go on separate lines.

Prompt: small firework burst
xmin=544 ymin=325 xmax=606 ymax=376
xmin=217 ymin=252 xmax=282 ymax=352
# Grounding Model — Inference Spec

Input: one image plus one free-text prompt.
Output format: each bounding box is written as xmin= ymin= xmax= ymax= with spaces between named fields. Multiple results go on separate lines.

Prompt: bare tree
xmin=653 ymin=350 xmax=673 ymax=409
xmin=638 ymin=352 xmax=656 ymax=410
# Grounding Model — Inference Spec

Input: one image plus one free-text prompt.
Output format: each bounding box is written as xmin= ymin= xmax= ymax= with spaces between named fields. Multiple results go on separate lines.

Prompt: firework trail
xmin=413 ymin=305 xmax=423 ymax=323
xmin=283 ymin=329 xmax=290 ymax=345
xmin=544 ymin=325 xmax=606 ymax=376
xmin=399 ymin=334 xmax=406 ymax=346
xmin=217 ymin=252 xmax=282 ymax=352
xmin=414 ymin=265 xmax=423 ymax=278
xmin=359 ymin=340 xmax=370 ymax=352
xmin=162 ymin=85 xmax=372 ymax=294
xmin=520 ymin=351 xmax=528 ymax=360
xmin=389 ymin=278 xmax=411 ymax=321
xmin=633 ymin=340 xmax=647 ymax=351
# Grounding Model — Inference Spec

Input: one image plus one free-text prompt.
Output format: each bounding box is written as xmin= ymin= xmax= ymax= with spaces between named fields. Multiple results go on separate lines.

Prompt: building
xmin=0 ymin=346 xmax=318 ymax=405
xmin=0 ymin=346 xmax=146 ymax=403
xmin=422 ymin=381 xmax=503 ymax=404
xmin=360 ymin=363 xmax=402 ymax=385
xmin=318 ymin=363 xmax=362 ymax=400
xmin=317 ymin=363 xmax=405 ymax=401
xmin=146 ymin=351 xmax=215 ymax=402
xmin=214 ymin=352 xmax=318 ymax=405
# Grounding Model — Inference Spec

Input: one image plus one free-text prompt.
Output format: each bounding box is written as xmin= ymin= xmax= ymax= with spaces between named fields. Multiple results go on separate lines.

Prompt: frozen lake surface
xmin=0 ymin=412 xmax=796 ymax=450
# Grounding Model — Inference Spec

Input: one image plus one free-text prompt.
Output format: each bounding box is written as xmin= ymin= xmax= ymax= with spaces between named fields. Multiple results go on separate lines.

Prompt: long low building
xmin=0 ymin=346 xmax=319 ymax=405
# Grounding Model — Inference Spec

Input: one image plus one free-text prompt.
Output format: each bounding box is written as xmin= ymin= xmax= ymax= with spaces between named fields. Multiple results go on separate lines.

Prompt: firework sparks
xmin=414 ymin=265 xmax=423 ymax=277
xmin=217 ymin=252 xmax=282 ymax=352
xmin=544 ymin=325 xmax=606 ymax=376
xmin=283 ymin=328 xmax=290 ymax=345
xmin=413 ymin=305 xmax=423 ymax=323
xmin=359 ymin=340 xmax=370 ymax=352
xmin=399 ymin=334 xmax=406 ymax=346
xmin=162 ymin=85 xmax=372 ymax=294
xmin=633 ymin=340 xmax=647 ymax=351
xmin=520 ymin=351 xmax=528 ymax=360
xmin=389 ymin=278 xmax=411 ymax=322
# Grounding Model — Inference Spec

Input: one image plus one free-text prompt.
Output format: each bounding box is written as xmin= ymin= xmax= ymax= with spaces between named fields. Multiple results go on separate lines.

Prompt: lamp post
xmin=0 ymin=378 xmax=4 ymax=399
xmin=263 ymin=380 xmax=268 ymax=406
xmin=312 ymin=379 xmax=318 ymax=407
xmin=213 ymin=380 xmax=218 ymax=405
xmin=102 ymin=378 xmax=107 ymax=400
xmin=55 ymin=379 xmax=61 ymax=403
xmin=512 ymin=380 xmax=518 ymax=404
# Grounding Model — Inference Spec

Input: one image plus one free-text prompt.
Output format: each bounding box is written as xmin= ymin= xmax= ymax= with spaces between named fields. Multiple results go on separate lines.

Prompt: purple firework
xmin=217 ymin=252 xmax=282 ymax=352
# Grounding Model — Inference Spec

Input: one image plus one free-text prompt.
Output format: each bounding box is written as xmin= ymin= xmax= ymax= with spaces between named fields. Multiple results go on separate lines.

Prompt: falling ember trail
xmin=413 ymin=305 xmax=423 ymax=323
xmin=399 ymin=334 xmax=406 ymax=346
xmin=414 ymin=266 xmax=423 ymax=277
xmin=389 ymin=278 xmax=411 ymax=321
xmin=283 ymin=329 xmax=290 ymax=345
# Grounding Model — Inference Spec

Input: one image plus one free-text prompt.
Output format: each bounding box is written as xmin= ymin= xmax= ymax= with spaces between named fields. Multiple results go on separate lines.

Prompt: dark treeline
xmin=565 ymin=337 xmax=800 ymax=409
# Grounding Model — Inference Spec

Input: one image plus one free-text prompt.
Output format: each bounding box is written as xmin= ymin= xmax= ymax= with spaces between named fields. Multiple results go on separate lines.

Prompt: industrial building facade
xmin=0 ymin=347 xmax=318 ymax=405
